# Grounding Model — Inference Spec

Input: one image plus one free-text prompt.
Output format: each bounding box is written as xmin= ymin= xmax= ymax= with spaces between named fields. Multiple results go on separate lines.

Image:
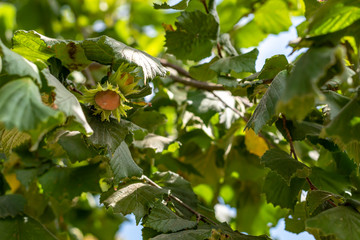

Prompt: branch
xmin=142 ymin=175 xmax=218 ymax=225
xmin=160 ymin=59 xmax=191 ymax=78
xmin=169 ymin=74 xmax=225 ymax=91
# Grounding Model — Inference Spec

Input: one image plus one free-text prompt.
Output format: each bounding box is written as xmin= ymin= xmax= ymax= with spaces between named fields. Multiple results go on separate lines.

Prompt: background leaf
xmin=165 ymin=11 xmax=218 ymax=61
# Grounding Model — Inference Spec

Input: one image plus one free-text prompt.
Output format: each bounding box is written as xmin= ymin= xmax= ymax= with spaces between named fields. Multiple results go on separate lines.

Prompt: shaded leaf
xmin=101 ymin=182 xmax=167 ymax=224
xmin=144 ymin=202 xmax=197 ymax=232
xmin=150 ymin=229 xmax=212 ymax=240
xmin=85 ymin=108 xmax=147 ymax=152
xmin=189 ymin=58 xmax=218 ymax=82
xmin=186 ymin=91 xmax=224 ymax=125
xmin=275 ymin=119 xmax=323 ymax=141
xmin=306 ymin=190 xmax=344 ymax=216
xmin=285 ymin=202 xmax=306 ymax=234
xmin=0 ymin=194 xmax=26 ymax=218
xmin=152 ymin=171 xmax=198 ymax=214
xmin=263 ymin=172 xmax=305 ymax=209
xmin=165 ymin=11 xmax=218 ymax=61
xmin=277 ymin=47 xmax=341 ymax=120
xmin=110 ymin=141 xmax=143 ymax=181
xmin=42 ymin=69 xmax=93 ymax=136
xmin=210 ymin=49 xmax=258 ymax=74
xmin=58 ymin=132 xmax=98 ymax=163
xmin=245 ymin=70 xmax=287 ymax=133
xmin=258 ymin=55 xmax=288 ymax=80
xmin=322 ymin=94 xmax=360 ymax=146
xmin=308 ymin=167 xmax=350 ymax=195
xmin=306 ymin=206 xmax=360 ymax=240
xmin=0 ymin=215 xmax=57 ymax=240
xmin=261 ymin=149 xmax=310 ymax=184
xmin=38 ymin=164 xmax=101 ymax=199
xmin=0 ymin=79 xmax=65 ymax=143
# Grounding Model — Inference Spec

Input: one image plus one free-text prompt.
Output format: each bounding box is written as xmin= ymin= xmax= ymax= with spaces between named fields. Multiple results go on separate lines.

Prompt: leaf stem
xmin=200 ymin=0 xmax=209 ymax=14
xmin=141 ymin=175 xmax=218 ymax=226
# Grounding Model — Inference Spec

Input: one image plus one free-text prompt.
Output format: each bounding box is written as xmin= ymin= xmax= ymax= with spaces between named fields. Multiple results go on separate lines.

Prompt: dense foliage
xmin=1 ymin=0 xmax=360 ymax=239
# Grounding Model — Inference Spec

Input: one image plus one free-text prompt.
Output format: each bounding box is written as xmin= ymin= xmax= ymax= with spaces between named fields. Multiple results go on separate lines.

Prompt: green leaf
xmin=186 ymin=91 xmax=224 ymax=125
xmin=254 ymin=0 xmax=292 ymax=34
xmin=306 ymin=206 xmax=360 ymax=240
xmin=152 ymin=171 xmax=198 ymax=209
xmin=261 ymin=149 xmax=310 ymax=184
xmin=144 ymin=202 xmax=197 ymax=233
xmin=38 ymin=164 xmax=101 ymax=200
xmin=82 ymin=35 xmax=167 ymax=82
xmin=13 ymin=30 xmax=91 ymax=71
xmin=245 ymin=70 xmax=287 ymax=133
xmin=0 ymin=79 xmax=65 ymax=143
xmin=189 ymin=58 xmax=218 ymax=82
xmin=275 ymin=119 xmax=323 ymax=141
xmin=110 ymin=141 xmax=143 ymax=181
xmin=285 ymin=202 xmax=306 ymax=234
xmin=307 ymin=0 xmax=360 ymax=37
xmin=277 ymin=47 xmax=341 ymax=120
xmin=0 ymin=128 xmax=30 ymax=157
xmin=58 ymin=132 xmax=98 ymax=163
xmin=42 ymin=69 xmax=93 ymax=136
xmin=263 ymin=172 xmax=305 ymax=209
xmin=11 ymin=30 xmax=54 ymax=64
xmin=308 ymin=167 xmax=350 ymax=195
xmin=258 ymin=55 xmax=288 ymax=80
xmin=321 ymin=90 xmax=351 ymax=120
xmin=303 ymin=0 xmax=321 ymax=19
xmin=150 ymin=229 xmax=212 ymax=240
xmin=85 ymin=108 xmax=147 ymax=152
xmin=0 ymin=40 xmax=41 ymax=87
xmin=165 ymin=11 xmax=218 ymax=61
xmin=0 ymin=194 xmax=26 ymax=218
xmin=154 ymin=0 xmax=190 ymax=10
xmin=101 ymin=182 xmax=167 ymax=224
xmin=12 ymin=31 xmax=167 ymax=82
xmin=306 ymin=190 xmax=344 ymax=216
xmin=129 ymin=110 xmax=167 ymax=132
xmin=0 ymin=216 xmax=57 ymax=240
xmin=210 ymin=49 xmax=258 ymax=74
xmin=322 ymin=94 xmax=360 ymax=146
xmin=233 ymin=20 xmax=268 ymax=48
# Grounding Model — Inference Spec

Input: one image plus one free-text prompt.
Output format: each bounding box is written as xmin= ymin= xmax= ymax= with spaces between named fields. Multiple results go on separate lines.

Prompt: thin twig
xmin=160 ymin=59 xmax=192 ymax=78
xmin=281 ymin=114 xmax=297 ymax=160
xmin=200 ymin=0 xmax=209 ymax=14
xmin=216 ymin=43 xmax=223 ymax=58
xmin=169 ymin=74 xmax=225 ymax=91
xmin=142 ymin=175 xmax=218 ymax=225
xmin=211 ymin=91 xmax=243 ymax=118
xmin=69 ymin=86 xmax=83 ymax=95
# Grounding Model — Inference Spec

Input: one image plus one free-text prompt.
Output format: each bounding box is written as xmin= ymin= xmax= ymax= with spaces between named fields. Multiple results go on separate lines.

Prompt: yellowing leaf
xmin=245 ymin=129 xmax=269 ymax=157
xmin=4 ymin=173 xmax=21 ymax=193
